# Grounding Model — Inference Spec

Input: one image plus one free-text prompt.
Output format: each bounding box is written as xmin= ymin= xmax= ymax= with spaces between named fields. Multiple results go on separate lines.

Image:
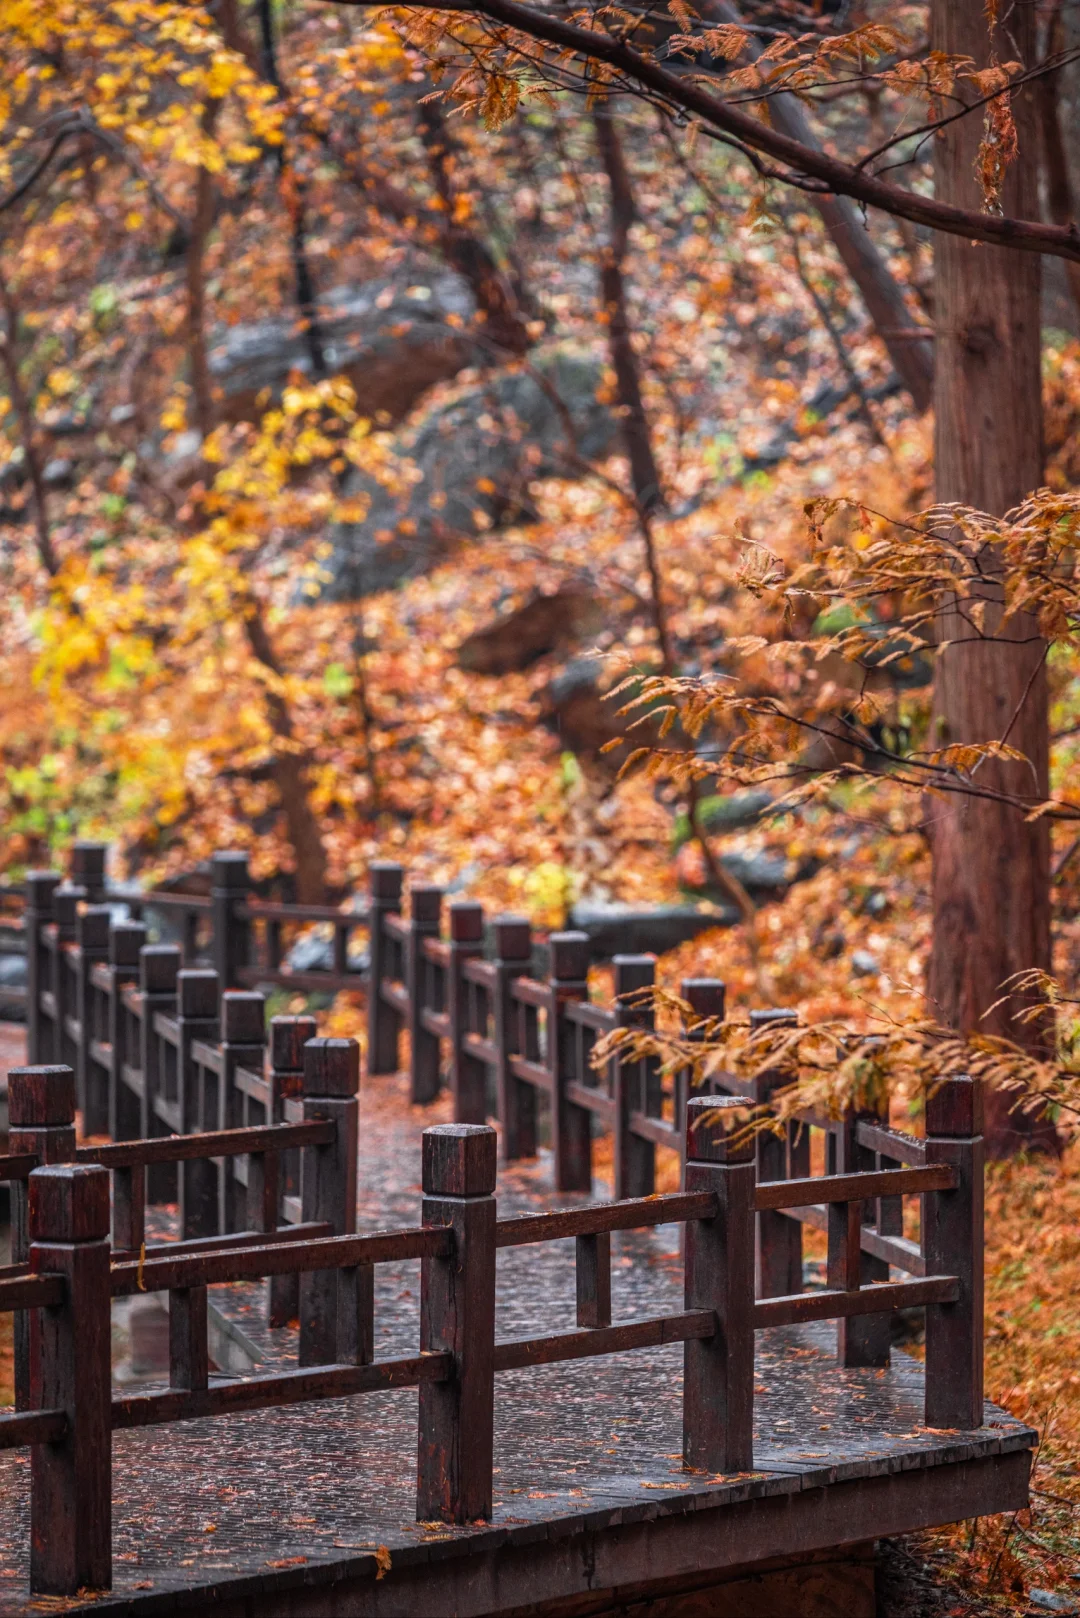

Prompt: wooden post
xmin=69 ymin=840 xmax=108 ymax=903
xmin=139 ymin=944 xmax=181 ymax=1206
xmin=299 ymin=1038 xmax=360 ymax=1366
xmin=924 ymin=1075 xmax=985 ymax=1430
xmin=368 ymin=861 xmax=404 ymax=1074
xmin=107 ymin=920 xmax=147 ymax=1143
xmin=834 ymin=1102 xmax=891 ymax=1368
xmin=750 ymin=1008 xmax=802 ymax=1298
xmin=53 ymin=883 xmax=87 ymax=1077
xmin=613 ymin=955 xmax=656 ymax=1200
xmin=408 ymin=884 xmax=444 ymax=1104
xmin=683 ymin=1095 xmax=755 ymax=1475
xmin=29 ymin=1162 xmax=112 ymax=1596
xmin=25 ymin=872 xmax=61 ymax=1065
xmin=267 ymin=1015 xmax=316 ymax=1326
xmin=417 ymin=1124 xmax=497 ymax=1524
xmin=169 ymin=1286 xmax=209 ymax=1393
xmin=493 ymin=915 xmax=534 ymax=1161
xmin=75 ymin=906 xmax=111 ymax=1135
xmin=177 ymin=968 xmax=221 ymax=1240
xmin=211 ymin=851 xmax=251 ymax=991
xmin=447 ymin=901 xmax=485 ymax=1123
xmin=679 ymin=979 xmax=726 ymax=1173
xmin=550 ymin=931 xmax=592 ymax=1193
xmin=220 ymin=991 xmax=266 ymax=1232
xmin=9 ymin=1065 xmax=76 ymax=1411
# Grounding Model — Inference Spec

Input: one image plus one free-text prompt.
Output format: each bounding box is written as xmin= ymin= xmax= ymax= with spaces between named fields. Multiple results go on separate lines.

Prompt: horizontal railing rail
xmin=4 ymin=1086 xmax=983 ymax=1599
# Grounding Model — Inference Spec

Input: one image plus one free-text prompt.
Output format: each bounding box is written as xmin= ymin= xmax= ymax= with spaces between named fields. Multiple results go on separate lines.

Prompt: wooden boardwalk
xmin=0 ymin=1070 xmax=1034 ymax=1616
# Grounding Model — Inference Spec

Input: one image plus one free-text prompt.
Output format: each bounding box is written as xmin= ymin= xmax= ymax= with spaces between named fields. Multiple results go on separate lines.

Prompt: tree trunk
xmin=927 ymin=0 xmax=1056 ymax=1155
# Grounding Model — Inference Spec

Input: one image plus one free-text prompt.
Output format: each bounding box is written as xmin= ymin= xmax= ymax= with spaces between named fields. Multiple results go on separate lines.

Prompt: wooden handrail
xmin=77 ymin=1119 xmax=334 ymax=1170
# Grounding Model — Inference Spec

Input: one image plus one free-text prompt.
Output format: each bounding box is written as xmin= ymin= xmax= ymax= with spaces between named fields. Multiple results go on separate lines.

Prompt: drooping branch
xmin=323 ymin=0 xmax=1080 ymax=265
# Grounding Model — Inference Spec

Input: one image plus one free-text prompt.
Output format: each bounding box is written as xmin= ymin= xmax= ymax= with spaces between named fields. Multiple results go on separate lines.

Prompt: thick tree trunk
xmin=928 ymin=0 xmax=1056 ymax=1155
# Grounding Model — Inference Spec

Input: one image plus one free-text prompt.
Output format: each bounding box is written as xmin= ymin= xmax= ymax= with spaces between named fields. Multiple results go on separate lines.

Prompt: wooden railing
xmin=0 ymin=1037 xmax=359 ymax=1407
xmin=0 ymin=1085 xmax=983 ymax=1597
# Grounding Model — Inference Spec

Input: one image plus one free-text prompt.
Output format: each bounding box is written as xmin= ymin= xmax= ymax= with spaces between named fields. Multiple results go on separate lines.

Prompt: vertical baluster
xmin=220 ymin=991 xmax=266 ymax=1232
xmin=447 ymin=901 xmax=485 ymax=1123
xmin=112 ymin=1163 xmax=146 ymax=1255
xmin=576 ymin=1232 xmax=612 ymax=1327
xmin=211 ymin=850 xmax=251 ymax=991
xmin=169 ymin=1285 xmax=209 ymax=1392
xmin=9 ymin=1065 xmax=76 ymax=1410
xmin=408 ymin=884 xmax=444 ymax=1104
xmin=108 ymin=921 xmax=146 ymax=1143
xmin=28 ymin=1163 xmax=112 ymax=1596
xmin=682 ymin=1095 xmax=755 ymax=1473
xmin=176 ymin=968 xmax=220 ymax=1239
xmin=416 ymin=1124 xmax=497 ymax=1523
xmin=75 ymin=907 xmax=110 ymax=1134
xmin=493 ymin=916 xmax=534 ymax=1160
xmin=679 ymin=978 xmax=726 ymax=1170
xmin=750 ymin=1007 xmax=802 ymax=1297
xmin=549 ymin=931 xmax=591 ymax=1193
xmin=368 ymin=861 xmax=404 ymax=1074
xmin=26 ymin=873 xmax=61 ymax=1066
xmin=266 ymin=1014 xmax=316 ymax=1325
xmin=613 ymin=955 xmax=656 ymax=1199
xmin=835 ymin=1104 xmax=891 ymax=1367
xmin=139 ymin=944 xmax=181 ymax=1205
xmin=924 ymin=1075 xmax=984 ymax=1430
xmin=299 ymin=1037 xmax=360 ymax=1366
xmin=53 ymin=883 xmax=86 ymax=1076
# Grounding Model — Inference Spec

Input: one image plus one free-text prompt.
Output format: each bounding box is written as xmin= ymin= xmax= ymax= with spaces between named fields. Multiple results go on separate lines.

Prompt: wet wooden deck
xmin=0 ymin=1070 xmax=1035 ymax=1616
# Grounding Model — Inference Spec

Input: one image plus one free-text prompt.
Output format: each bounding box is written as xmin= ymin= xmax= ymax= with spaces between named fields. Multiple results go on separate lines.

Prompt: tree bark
xmin=186 ymin=100 xmax=220 ymax=440
xmin=244 ymin=604 xmax=329 ymax=905
xmin=927 ymin=0 xmax=1056 ymax=1155
xmin=592 ymin=106 xmax=665 ymax=515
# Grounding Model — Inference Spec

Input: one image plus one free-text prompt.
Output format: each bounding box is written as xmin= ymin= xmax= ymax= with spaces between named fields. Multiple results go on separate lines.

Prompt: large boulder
xmin=323 ymin=349 xmax=618 ymax=600
xmin=456 ymin=585 xmax=603 ymax=676
xmin=209 ymin=272 xmax=479 ymax=426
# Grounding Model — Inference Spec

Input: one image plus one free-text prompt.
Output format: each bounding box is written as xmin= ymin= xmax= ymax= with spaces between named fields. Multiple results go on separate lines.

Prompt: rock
xmin=568 ymin=901 xmax=734 ymax=959
xmin=285 ymin=927 xmax=368 ymax=976
xmin=718 ymin=852 xmax=793 ymax=893
xmin=544 ymin=657 xmax=626 ymax=759
xmin=324 ymin=348 xmax=618 ymax=600
xmin=42 ymin=458 xmax=74 ymax=487
xmin=672 ymin=789 xmax=775 ymax=848
xmin=457 ymin=585 xmax=602 ymax=675
xmin=1027 ymin=1592 xmax=1078 ymax=1616
xmin=209 ymin=272 xmax=478 ymax=426
xmin=109 ymin=403 xmax=137 ymax=426
xmin=851 ymin=949 xmax=880 ymax=977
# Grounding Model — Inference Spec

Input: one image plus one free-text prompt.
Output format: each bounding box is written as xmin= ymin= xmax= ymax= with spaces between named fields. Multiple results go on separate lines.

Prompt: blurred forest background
xmin=2 ymin=1 xmax=1080 ymax=1609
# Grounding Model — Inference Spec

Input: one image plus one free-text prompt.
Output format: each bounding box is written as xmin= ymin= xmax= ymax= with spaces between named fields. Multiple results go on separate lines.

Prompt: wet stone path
xmin=0 ymin=1071 xmax=1034 ymax=1613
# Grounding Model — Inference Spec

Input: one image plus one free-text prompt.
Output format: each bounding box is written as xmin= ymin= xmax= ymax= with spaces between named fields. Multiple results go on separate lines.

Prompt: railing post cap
xmin=30 ymin=1163 xmax=110 ymax=1242
xmin=178 ymin=968 xmax=219 ymax=1018
xmin=210 ymin=850 xmax=251 ymax=888
xmin=69 ymin=841 xmax=108 ymax=880
xmin=449 ymin=900 xmax=484 ymax=943
xmin=25 ymin=870 xmax=62 ymax=907
xmin=422 ymin=1124 xmax=497 ymax=1197
xmin=409 ymin=883 xmax=443 ymax=925
xmin=370 ymin=862 xmax=404 ymax=901
xmin=270 ymin=1014 xmax=318 ymax=1070
xmin=54 ymin=883 xmax=87 ymax=925
xmin=614 ymin=955 xmax=656 ymax=1001
xmin=549 ymin=930 xmax=590 ymax=982
xmin=749 ymin=1007 xmax=797 ymax=1030
xmin=9 ymin=1066 xmax=76 ymax=1128
xmin=222 ymin=991 xmax=266 ymax=1044
xmin=682 ymin=978 xmax=726 ymax=1019
xmin=77 ymin=905 xmax=112 ymax=950
xmin=109 ymin=919 xmax=147 ymax=968
xmin=925 ymin=1074 xmax=983 ymax=1138
xmin=493 ymin=914 xmax=531 ymax=960
xmin=303 ymin=1036 xmax=360 ymax=1097
xmin=685 ymin=1095 xmax=754 ymax=1164
xmin=140 ymin=943 xmax=181 ymax=993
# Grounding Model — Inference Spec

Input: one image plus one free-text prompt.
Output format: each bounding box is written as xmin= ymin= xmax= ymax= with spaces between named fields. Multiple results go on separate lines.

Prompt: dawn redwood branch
xmin=325 ymin=0 xmax=1080 ymax=265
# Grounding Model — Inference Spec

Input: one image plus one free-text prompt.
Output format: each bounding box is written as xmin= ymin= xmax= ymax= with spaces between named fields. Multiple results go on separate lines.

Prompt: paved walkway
xmin=0 ymin=1055 xmax=1033 ymax=1614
